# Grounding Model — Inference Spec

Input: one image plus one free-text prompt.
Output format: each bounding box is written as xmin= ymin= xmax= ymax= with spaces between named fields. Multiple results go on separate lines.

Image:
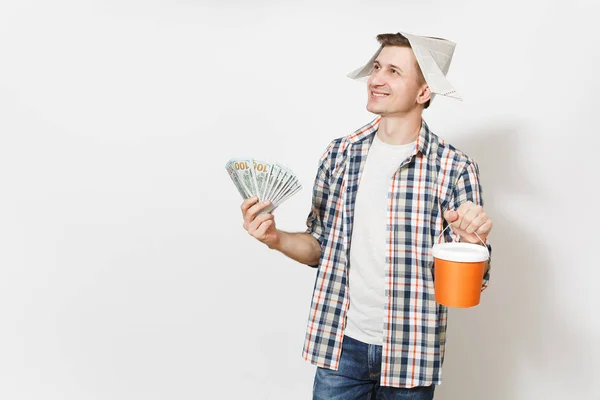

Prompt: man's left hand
xmin=443 ymin=201 xmax=493 ymax=244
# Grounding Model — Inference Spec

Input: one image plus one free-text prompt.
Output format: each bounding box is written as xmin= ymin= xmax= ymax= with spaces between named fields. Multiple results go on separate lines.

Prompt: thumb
xmin=444 ymin=209 xmax=458 ymax=223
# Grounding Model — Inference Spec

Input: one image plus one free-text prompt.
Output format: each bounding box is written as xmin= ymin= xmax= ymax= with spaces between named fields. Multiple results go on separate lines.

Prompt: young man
xmin=241 ymin=32 xmax=493 ymax=399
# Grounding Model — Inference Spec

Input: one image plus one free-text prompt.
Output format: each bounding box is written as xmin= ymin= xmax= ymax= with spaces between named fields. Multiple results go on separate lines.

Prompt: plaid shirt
xmin=303 ymin=117 xmax=491 ymax=388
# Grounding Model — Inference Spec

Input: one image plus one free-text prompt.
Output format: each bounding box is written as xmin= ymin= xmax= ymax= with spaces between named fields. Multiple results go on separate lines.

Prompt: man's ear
xmin=417 ymin=84 xmax=431 ymax=106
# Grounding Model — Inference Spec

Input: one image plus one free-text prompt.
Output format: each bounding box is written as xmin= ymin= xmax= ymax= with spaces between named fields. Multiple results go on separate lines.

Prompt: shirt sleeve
xmin=449 ymin=160 xmax=492 ymax=291
xmin=305 ymin=143 xmax=332 ymax=253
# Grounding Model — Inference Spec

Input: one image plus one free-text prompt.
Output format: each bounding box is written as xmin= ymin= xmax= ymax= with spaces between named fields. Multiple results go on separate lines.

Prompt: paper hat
xmin=347 ymin=31 xmax=461 ymax=102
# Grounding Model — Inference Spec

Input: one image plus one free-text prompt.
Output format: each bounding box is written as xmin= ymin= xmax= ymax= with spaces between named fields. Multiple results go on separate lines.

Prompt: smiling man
xmin=240 ymin=31 xmax=493 ymax=399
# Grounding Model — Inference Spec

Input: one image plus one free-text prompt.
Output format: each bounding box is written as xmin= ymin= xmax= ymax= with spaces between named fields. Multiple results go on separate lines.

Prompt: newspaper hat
xmin=347 ymin=31 xmax=461 ymax=102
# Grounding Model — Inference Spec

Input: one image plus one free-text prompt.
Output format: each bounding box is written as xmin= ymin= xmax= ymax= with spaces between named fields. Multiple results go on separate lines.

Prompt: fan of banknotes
xmin=225 ymin=158 xmax=302 ymax=213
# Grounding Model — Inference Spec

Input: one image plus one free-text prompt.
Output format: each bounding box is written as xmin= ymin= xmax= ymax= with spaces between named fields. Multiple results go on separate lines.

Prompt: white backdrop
xmin=1 ymin=1 xmax=599 ymax=399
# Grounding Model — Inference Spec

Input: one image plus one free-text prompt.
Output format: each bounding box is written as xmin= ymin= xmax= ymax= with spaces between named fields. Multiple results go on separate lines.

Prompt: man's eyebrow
xmin=373 ymin=60 xmax=403 ymax=72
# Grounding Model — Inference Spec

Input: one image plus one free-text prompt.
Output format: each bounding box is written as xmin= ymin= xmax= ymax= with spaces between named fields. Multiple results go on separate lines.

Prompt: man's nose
xmin=368 ymin=70 xmax=385 ymax=87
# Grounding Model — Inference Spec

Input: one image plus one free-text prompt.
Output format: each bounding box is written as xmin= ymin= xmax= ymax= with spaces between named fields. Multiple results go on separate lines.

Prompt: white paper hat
xmin=347 ymin=31 xmax=461 ymax=102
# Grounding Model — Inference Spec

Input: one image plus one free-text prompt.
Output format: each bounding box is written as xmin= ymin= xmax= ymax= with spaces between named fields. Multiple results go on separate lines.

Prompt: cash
xmin=225 ymin=158 xmax=302 ymax=213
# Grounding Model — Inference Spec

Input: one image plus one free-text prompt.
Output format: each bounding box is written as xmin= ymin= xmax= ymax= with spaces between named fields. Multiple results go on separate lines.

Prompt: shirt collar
xmin=348 ymin=117 xmax=433 ymax=157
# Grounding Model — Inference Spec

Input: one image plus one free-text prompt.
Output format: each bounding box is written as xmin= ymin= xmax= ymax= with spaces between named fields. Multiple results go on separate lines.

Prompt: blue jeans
xmin=312 ymin=335 xmax=435 ymax=400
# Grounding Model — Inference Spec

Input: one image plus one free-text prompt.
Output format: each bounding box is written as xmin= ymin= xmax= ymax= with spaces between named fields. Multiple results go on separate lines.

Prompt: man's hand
xmin=241 ymin=197 xmax=280 ymax=249
xmin=443 ymin=201 xmax=493 ymax=244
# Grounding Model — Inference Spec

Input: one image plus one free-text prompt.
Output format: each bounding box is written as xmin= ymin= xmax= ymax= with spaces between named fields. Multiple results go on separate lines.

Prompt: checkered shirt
xmin=303 ymin=117 xmax=491 ymax=388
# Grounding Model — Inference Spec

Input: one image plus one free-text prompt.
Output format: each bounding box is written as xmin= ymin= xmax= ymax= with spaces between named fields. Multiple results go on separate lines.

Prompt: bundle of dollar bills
xmin=225 ymin=158 xmax=302 ymax=213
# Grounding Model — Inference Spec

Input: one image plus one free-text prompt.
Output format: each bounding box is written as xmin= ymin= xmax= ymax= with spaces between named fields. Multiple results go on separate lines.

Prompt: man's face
xmin=366 ymin=46 xmax=429 ymax=116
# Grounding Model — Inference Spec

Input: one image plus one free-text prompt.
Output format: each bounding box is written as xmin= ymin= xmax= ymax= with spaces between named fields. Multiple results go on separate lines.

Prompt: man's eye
xmin=391 ymin=69 xmax=398 ymax=75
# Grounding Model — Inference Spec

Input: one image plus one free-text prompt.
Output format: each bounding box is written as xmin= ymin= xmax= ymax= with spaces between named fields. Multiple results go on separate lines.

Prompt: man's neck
xmin=377 ymin=111 xmax=423 ymax=146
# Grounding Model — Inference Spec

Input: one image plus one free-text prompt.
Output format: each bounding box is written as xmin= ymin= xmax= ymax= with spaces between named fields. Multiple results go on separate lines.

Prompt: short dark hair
xmin=376 ymin=33 xmax=431 ymax=109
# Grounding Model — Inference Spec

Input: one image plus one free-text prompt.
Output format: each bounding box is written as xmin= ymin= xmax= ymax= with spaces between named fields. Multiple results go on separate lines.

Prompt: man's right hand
xmin=241 ymin=197 xmax=280 ymax=249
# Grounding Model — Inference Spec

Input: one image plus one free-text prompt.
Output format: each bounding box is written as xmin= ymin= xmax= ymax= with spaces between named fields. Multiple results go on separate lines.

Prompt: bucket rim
xmin=432 ymin=242 xmax=489 ymax=262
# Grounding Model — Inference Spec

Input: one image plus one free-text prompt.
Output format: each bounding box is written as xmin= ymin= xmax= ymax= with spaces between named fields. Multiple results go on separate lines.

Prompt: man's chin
xmin=366 ymin=104 xmax=384 ymax=115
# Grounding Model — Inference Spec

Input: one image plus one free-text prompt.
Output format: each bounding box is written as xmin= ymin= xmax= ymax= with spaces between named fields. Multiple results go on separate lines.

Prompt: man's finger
xmin=253 ymin=219 xmax=274 ymax=240
xmin=465 ymin=212 xmax=488 ymax=234
xmin=460 ymin=206 xmax=481 ymax=230
xmin=475 ymin=219 xmax=493 ymax=235
xmin=244 ymin=201 xmax=272 ymax=226
xmin=241 ymin=197 xmax=259 ymax=217
xmin=248 ymin=213 xmax=275 ymax=234
xmin=443 ymin=209 xmax=459 ymax=223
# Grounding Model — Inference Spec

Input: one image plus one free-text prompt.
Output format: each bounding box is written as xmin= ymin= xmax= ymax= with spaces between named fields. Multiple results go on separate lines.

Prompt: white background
xmin=1 ymin=0 xmax=599 ymax=399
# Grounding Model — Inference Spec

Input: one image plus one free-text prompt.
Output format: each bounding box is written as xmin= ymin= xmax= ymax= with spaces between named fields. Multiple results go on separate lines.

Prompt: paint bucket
xmin=432 ymin=227 xmax=489 ymax=308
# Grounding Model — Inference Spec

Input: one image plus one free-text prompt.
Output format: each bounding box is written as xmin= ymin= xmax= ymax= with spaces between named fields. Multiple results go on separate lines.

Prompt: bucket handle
xmin=437 ymin=222 xmax=490 ymax=258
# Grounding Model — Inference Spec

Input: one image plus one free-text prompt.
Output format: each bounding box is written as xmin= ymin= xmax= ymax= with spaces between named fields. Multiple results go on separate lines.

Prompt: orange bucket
xmin=432 ymin=230 xmax=490 ymax=308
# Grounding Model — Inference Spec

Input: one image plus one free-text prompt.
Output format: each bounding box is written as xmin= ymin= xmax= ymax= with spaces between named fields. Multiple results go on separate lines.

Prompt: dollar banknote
xmin=252 ymin=160 xmax=272 ymax=201
xmin=225 ymin=158 xmax=302 ymax=213
xmin=225 ymin=161 xmax=252 ymax=199
xmin=229 ymin=158 xmax=257 ymax=197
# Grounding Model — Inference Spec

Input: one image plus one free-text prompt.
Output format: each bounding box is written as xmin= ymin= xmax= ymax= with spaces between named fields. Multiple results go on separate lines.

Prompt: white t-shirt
xmin=344 ymin=133 xmax=416 ymax=345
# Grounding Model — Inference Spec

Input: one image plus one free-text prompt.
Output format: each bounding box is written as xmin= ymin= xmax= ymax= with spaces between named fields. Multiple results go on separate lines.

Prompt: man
xmin=241 ymin=32 xmax=493 ymax=399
